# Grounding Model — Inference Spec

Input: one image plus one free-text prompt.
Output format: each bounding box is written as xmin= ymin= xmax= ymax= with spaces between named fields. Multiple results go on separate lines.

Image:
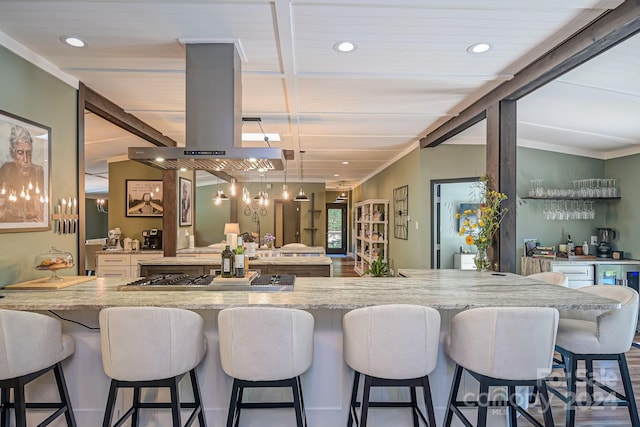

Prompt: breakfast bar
xmin=0 ymin=271 xmax=619 ymax=426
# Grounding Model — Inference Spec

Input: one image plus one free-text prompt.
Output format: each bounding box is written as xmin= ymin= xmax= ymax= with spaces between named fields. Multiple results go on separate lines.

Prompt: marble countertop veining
xmin=0 ymin=270 xmax=619 ymax=312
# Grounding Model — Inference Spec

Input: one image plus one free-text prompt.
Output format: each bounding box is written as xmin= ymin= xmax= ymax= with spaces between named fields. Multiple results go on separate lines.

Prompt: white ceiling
xmin=0 ymin=0 xmax=638 ymax=195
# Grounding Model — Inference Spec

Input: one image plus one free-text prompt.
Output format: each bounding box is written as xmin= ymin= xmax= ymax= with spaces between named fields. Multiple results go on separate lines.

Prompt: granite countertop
xmin=0 ymin=270 xmax=619 ymax=311
xmin=137 ymin=256 xmax=333 ymax=266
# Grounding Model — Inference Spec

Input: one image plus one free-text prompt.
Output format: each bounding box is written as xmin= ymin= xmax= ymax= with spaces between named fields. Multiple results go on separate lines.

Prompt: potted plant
xmin=364 ymin=254 xmax=389 ymax=277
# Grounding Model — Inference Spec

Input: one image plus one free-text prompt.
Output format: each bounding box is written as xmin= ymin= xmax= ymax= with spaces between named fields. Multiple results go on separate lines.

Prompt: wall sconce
xmin=224 ymin=222 xmax=240 ymax=250
xmin=97 ymin=198 xmax=108 ymax=214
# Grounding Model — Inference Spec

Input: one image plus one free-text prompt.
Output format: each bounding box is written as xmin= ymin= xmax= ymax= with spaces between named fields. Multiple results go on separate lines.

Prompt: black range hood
xmin=128 ymin=43 xmax=284 ymax=171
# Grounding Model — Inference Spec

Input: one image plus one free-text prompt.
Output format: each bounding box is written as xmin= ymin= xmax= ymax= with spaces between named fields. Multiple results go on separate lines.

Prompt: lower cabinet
xmin=550 ymin=263 xmax=594 ymax=288
xmin=97 ymin=253 xmax=163 ymax=278
xmin=453 ymin=253 xmax=476 ymax=271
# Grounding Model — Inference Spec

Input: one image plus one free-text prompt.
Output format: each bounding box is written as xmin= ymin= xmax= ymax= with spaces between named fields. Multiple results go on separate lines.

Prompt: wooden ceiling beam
xmin=80 ymin=82 xmax=177 ymax=148
xmin=420 ymin=0 xmax=640 ymax=148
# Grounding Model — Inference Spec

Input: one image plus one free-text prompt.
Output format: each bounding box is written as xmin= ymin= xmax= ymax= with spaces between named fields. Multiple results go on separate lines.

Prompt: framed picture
xmin=126 ymin=180 xmax=163 ymax=217
xmin=179 ymin=177 xmax=192 ymax=226
xmin=457 ymin=203 xmax=480 ymax=232
xmin=393 ymin=185 xmax=408 ymax=240
xmin=0 ymin=110 xmax=51 ymax=232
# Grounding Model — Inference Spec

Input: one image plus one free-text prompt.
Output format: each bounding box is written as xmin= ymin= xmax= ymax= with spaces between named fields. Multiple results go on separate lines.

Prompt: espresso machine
xmin=595 ymin=227 xmax=616 ymax=258
xmin=142 ymin=229 xmax=162 ymax=250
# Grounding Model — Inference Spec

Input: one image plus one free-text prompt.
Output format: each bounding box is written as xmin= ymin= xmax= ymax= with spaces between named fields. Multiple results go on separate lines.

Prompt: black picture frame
xmin=126 ymin=180 xmax=163 ymax=217
xmin=393 ymin=185 xmax=408 ymax=240
xmin=179 ymin=177 xmax=192 ymax=226
xmin=0 ymin=110 xmax=51 ymax=232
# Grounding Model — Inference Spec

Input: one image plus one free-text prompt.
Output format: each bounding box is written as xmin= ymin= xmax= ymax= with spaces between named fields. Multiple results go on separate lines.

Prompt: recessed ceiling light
xmin=334 ymin=41 xmax=356 ymax=53
xmin=467 ymin=42 xmax=492 ymax=54
xmin=342 ymin=161 xmax=349 ymax=165
xmin=334 ymin=174 xmax=339 ymax=177
xmin=61 ymin=36 xmax=86 ymax=48
xmin=179 ymin=167 xmax=187 ymax=172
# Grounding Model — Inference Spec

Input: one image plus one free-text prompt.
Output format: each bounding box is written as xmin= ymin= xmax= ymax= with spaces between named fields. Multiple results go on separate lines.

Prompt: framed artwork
xmin=179 ymin=177 xmax=192 ymax=226
xmin=457 ymin=203 xmax=480 ymax=232
xmin=393 ymin=185 xmax=408 ymax=240
xmin=0 ymin=110 xmax=51 ymax=232
xmin=126 ymin=180 xmax=163 ymax=217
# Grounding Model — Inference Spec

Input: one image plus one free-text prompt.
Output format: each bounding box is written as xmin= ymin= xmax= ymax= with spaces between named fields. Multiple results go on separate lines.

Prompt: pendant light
xmin=213 ymin=171 xmax=229 ymax=206
xmin=293 ymin=151 xmax=309 ymax=202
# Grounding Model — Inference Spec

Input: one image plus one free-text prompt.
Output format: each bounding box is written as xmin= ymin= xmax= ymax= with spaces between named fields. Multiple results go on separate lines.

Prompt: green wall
xmin=604 ymin=153 xmax=640 ymax=259
xmin=0 ymin=46 xmax=78 ymax=286
xmin=85 ymin=197 xmax=109 ymax=240
xmin=515 ymin=147 xmax=608 ymax=271
xmin=108 ymin=160 xmax=163 ymax=243
xmin=353 ymin=144 xmax=486 ymax=270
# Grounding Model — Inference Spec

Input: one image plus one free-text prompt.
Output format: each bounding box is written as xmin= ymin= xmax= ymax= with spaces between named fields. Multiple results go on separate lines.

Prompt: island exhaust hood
xmin=128 ymin=43 xmax=284 ymax=171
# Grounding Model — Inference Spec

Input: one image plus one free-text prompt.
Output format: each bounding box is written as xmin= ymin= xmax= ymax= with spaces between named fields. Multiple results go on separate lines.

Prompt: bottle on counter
xmin=582 ymin=241 xmax=589 ymax=256
xmin=235 ymin=237 xmax=245 ymax=278
xmin=222 ymin=245 xmax=234 ymax=278
xmin=566 ymin=234 xmax=575 ymax=256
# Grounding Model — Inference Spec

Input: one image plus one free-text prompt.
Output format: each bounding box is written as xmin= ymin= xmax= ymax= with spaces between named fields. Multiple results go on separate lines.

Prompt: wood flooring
xmin=330 ymin=256 xmax=640 ymax=426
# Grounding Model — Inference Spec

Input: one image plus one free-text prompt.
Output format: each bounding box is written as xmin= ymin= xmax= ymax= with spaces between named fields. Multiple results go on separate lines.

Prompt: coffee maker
xmin=142 ymin=229 xmax=162 ymax=250
xmin=595 ymin=227 xmax=616 ymax=258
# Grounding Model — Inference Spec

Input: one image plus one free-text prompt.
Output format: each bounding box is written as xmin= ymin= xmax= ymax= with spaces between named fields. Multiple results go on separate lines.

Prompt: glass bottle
xmin=235 ymin=237 xmax=245 ymax=278
xmin=221 ymin=245 xmax=234 ymax=278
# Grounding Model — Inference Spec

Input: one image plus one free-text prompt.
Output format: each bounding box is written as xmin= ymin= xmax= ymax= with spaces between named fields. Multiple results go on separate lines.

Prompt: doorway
xmin=431 ymin=177 xmax=480 ymax=269
xmin=274 ymin=199 xmax=300 ymax=246
xmin=326 ymin=203 xmax=347 ymax=254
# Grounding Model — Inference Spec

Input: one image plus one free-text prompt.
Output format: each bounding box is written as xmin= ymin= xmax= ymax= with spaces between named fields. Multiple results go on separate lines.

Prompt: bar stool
xmin=444 ymin=307 xmax=559 ymax=427
xmin=343 ymin=304 xmax=440 ymax=427
xmin=218 ymin=307 xmax=314 ymax=427
xmin=527 ymin=272 xmax=569 ymax=287
xmin=0 ymin=309 xmax=76 ymax=427
xmin=99 ymin=307 xmax=207 ymax=427
xmin=547 ymin=285 xmax=639 ymax=427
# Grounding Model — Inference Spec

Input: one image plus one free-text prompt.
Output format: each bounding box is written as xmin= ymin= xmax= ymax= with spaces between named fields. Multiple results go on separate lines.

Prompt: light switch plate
xmin=415 ymin=221 xmax=419 ymax=230
xmin=590 ymin=235 xmax=598 ymax=245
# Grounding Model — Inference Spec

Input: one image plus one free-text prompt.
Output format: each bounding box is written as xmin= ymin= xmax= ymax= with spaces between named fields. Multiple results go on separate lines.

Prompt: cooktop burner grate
xmin=119 ymin=274 xmax=295 ymax=291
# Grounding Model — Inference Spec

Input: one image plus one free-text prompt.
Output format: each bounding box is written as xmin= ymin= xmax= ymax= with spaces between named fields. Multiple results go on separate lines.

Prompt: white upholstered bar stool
xmin=99 ymin=307 xmax=207 ymax=427
xmin=527 ymin=272 xmax=569 ymax=287
xmin=547 ymin=285 xmax=639 ymax=427
xmin=343 ymin=304 xmax=440 ymax=427
xmin=218 ymin=307 xmax=314 ymax=427
xmin=0 ymin=309 xmax=76 ymax=427
xmin=444 ymin=307 xmax=559 ymax=427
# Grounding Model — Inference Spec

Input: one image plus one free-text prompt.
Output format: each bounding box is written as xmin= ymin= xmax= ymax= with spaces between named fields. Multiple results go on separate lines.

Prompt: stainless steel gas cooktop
xmin=117 ymin=274 xmax=295 ymax=291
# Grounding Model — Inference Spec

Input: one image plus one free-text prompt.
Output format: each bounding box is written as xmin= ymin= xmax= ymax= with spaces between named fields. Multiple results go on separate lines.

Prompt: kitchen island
xmin=0 ymin=271 xmax=619 ymax=426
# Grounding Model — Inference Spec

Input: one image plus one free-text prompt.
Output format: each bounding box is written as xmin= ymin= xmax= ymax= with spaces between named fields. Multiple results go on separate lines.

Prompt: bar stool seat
xmin=547 ymin=285 xmax=639 ymax=427
xmin=99 ymin=307 xmax=207 ymax=427
xmin=0 ymin=309 xmax=76 ymax=427
xmin=343 ymin=304 xmax=440 ymax=427
xmin=444 ymin=307 xmax=559 ymax=427
xmin=218 ymin=307 xmax=314 ymax=427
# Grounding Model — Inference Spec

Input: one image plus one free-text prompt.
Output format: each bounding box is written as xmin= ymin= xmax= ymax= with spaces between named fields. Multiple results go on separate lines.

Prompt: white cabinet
xmin=551 ymin=263 xmax=594 ymax=288
xmin=454 ymin=253 xmax=476 ymax=270
xmin=353 ymin=199 xmax=389 ymax=276
xmin=97 ymin=252 xmax=163 ymax=278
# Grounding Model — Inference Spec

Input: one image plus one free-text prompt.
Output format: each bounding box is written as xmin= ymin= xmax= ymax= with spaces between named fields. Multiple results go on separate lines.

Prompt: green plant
xmin=364 ymin=254 xmax=388 ymax=277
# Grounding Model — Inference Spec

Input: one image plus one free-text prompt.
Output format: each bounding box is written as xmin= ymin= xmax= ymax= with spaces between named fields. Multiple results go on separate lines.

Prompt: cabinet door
xmin=98 ymin=266 xmax=130 ymax=278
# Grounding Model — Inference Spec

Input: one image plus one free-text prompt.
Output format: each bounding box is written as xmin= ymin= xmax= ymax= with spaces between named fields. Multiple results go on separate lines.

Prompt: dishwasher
xmin=551 ymin=263 xmax=594 ymax=289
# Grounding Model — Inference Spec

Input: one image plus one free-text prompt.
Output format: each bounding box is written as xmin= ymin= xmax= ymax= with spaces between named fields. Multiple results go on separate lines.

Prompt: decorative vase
xmin=474 ymin=247 xmax=491 ymax=272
